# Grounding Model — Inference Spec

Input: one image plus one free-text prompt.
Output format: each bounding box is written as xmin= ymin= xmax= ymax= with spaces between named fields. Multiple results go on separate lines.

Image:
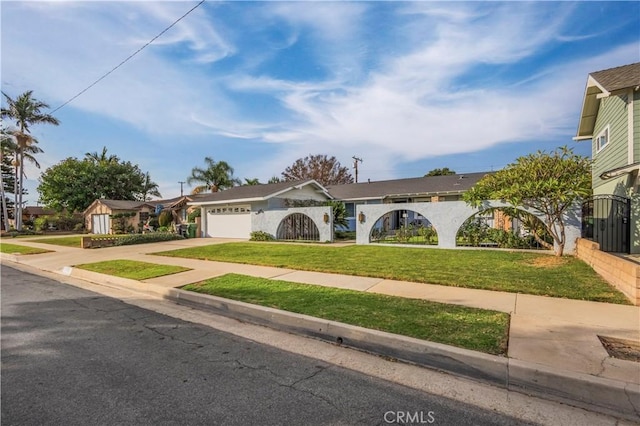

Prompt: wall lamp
xmin=323 ymin=212 xmax=330 ymax=223
xmin=358 ymin=212 xmax=366 ymax=223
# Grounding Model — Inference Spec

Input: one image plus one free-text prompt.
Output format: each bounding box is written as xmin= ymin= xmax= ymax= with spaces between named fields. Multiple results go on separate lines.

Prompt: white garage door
xmin=206 ymin=205 xmax=251 ymax=239
xmin=92 ymin=214 xmax=110 ymax=234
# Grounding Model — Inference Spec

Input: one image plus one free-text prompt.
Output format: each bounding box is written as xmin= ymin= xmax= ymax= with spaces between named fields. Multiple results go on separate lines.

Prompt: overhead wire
xmin=51 ymin=0 xmax=206 ymax=114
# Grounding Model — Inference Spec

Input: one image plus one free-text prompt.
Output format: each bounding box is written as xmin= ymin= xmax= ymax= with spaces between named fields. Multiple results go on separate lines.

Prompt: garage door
xmin=92 ymin=214 xmax=110 ymax=234
xmin=206 ymin=205 xmax=251 ymax=238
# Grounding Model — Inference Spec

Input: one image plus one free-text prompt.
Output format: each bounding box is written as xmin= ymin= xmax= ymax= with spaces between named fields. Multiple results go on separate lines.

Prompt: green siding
xmin=592 ymin=94 xmax=629 ymax=190
xmin=634 ymin=90 xmax=640 ymax=163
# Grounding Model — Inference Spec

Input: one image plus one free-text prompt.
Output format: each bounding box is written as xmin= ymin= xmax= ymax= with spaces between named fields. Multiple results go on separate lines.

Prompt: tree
xmin=38 ymin=156 xmax=150 ymax=213
xmin=243 ymin=178 xmax=260 ymax=186
xmin=425 ymin=167 xmax=456 ymax=176
xmin=268 ymin=176 xmax=282 ymax=184
xmin=281 ymin=154 xmax=353 ymax=186
xmin=187 ymin=157 xmax=239 ymax=194
xmin=85 ymin=146 xmax=120 ymax=164
xmin=0 ymin=129 xmax=16 ymax=230
xmin=140 ymin=172 xmax=162 ymax=201
xmin=463 ymin=146 xmax=591 ymax=256
xmin=1 ymin=91 xmax=59 ymax=230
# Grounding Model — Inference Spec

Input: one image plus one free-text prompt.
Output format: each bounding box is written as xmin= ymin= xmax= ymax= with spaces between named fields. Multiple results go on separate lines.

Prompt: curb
xmin=165 ymin=287 xmax=640 ymax=422
xmin=5 ymin=260 xmax=639 ymax=422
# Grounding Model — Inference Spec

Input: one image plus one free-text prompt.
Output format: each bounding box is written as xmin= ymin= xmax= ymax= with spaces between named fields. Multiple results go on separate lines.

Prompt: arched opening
xmin=369 ymin=209 xmax=438 ymax=245
xmin=277 ymin=213 xmax=320 ymax=241
xmin=456 ymin=207 xmax=553 ymax=250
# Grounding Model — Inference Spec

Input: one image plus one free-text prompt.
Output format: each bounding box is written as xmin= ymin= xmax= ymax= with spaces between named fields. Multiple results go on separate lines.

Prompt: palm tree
xmin=1 ymin=91 xmax=59 ymax=230
xmin=1 ymin=129 xmax=43 ymax=230
xmin=0 ymin=129 xmax=15 ymax=231
xmin=85 ymin=146 xmax=120 ymax=164
xmin=243 ymin=178 xmax=260 ymax=186
xmin=187 ymin=157 xmax=240 ymax=194
xmin=140 ymin=172 xmax=162 ymax=201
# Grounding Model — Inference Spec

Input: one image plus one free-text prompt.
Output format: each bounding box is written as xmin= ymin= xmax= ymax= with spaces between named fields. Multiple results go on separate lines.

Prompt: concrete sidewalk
xmin=2 ymin=237 xmax=639 ymax=420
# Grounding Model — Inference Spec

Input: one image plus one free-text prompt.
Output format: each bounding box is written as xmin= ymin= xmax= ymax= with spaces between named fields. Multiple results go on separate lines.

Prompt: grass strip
xmin=183 ymin=273 xmax=510 ymax=355
xmin=157 ymin=243 xmax=630 ymax=304
xmin=25 ymin=236 xmax=84 ymax=247
xmin=0 ymin=243 xmax=52 ymax=255
xmin=75 ymin=259 xmax=191 ymax=280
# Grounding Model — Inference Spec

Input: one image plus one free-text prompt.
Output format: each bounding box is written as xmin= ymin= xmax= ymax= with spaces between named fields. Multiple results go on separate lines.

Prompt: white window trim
xmin=595 ymin=125 xmax=610 ymax=153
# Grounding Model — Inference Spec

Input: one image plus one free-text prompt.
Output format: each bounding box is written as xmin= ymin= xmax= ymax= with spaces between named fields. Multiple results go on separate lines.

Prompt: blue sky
xmin=2 ymin=1 xmax=639 ymax=204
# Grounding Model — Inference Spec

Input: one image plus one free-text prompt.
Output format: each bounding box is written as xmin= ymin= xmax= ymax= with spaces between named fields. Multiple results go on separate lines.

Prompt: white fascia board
xmin=268 ymin=179 xmax=333 ymax=199
xmin=188 ymin=197 xmax=263 ymax=207
xmin=339 ymin=196 xmax=383 ymax=202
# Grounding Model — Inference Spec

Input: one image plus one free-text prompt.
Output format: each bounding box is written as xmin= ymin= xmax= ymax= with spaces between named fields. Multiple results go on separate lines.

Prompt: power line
xmin=51 ymin=0 xmax=206 ymax=114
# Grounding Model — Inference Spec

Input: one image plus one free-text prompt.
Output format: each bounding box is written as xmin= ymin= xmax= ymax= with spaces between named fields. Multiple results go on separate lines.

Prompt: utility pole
xmin=178 ymin=181 xmax=185 ymax=197
xmin=352 ymin=156 xmax=363 ymax=183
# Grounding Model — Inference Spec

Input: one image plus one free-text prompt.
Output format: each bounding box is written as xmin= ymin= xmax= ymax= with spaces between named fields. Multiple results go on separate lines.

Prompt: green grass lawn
xmin=0 ymin=243 xmax=52 ymax=255
xmin=183 ymin=274 xmax=510 ymax=355
xmin=25 ymin=236 xmax=83 ymax=247
xmin=156 ymin=242 xmax=630 ymax=304
xmin=74 ymin=259 xmax=191 ymax=280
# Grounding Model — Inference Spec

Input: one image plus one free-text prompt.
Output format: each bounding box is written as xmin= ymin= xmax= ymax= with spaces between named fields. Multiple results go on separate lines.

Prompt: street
xmin=1 ymin=265 xmax=533 ymax=426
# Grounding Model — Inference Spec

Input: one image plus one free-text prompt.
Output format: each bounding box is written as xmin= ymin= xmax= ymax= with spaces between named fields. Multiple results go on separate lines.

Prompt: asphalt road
xmin=1 ymin=265 xmax=534 ymax=426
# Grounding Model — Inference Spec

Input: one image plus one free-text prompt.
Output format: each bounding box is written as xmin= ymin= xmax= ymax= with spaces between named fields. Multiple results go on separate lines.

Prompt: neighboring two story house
xmin=574 ymin=62 xmax=640 ymax=253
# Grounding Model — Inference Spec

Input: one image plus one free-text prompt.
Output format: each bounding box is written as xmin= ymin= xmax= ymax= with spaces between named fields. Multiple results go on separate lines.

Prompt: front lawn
xmin=25 ymin=236 xmax=84 ymax=247
xmin=0 ymin=243 xmax=52 ymax=255
xmin=156 ymin=243 xmax=630 ymax=304
xmin=75 ymin=259 xmax=191 ymax=280
xmin=183 ymin=274 xmax=510 ymax=355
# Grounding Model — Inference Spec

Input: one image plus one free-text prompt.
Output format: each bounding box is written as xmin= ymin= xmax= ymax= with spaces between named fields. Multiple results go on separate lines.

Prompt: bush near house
xmin=113 ymin=232 xmax=185 ymax=246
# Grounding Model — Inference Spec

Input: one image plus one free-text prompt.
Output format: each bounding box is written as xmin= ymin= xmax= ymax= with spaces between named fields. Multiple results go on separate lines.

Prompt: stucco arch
xmin=252 ymin=206 xmax=333 ymax=242
xmin=368 ymin=208 xmax=437 ymax=243
xmin=355 ymin=201 xmax=581 ymax=254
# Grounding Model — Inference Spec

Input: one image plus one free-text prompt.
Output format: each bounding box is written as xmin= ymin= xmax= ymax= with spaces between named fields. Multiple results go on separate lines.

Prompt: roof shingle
xmin=590 ymin=62 xmax=640 ymax=93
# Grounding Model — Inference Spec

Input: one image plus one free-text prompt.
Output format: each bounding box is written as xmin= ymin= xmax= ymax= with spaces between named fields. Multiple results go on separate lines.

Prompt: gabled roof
xmin=22 ymin=206 xmax=56 ymax=216
xmin=574 ymin=62 xmax=640 ymax=140
xmin=188 ymin=180 xmax=332 ymax=205
xmin=83 ymin=196 xmax=196 ymax=215
xmin=93 ymin=199 xmax=149 ymax=210
xmin=326 ymin=172 xmax=490 ymax=201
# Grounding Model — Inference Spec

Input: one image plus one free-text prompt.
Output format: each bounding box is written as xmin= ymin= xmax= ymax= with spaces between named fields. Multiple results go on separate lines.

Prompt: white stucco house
xmin=188 ymin=180 xmax=332 ymax=239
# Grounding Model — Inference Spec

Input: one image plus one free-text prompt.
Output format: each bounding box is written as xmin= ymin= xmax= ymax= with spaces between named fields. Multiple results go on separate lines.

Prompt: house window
xmin=595 ymin=126 xmax=609 ymax=152
xmin=345 ymin=203 xmax=355 ymax=218
xmin=139 ymin=212 xmax=149 ymax=222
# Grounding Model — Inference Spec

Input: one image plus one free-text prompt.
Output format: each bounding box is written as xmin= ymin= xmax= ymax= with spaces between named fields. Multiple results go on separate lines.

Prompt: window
xmin=595 ymin=126 xmax=609 ymax=152
xmin=345 ymin=202 xmax=355 ymax=218
xmin=139 ymin=212 xmax=149 ymax=222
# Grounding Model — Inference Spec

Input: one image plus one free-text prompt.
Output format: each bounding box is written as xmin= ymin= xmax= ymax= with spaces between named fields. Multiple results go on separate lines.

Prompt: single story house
xmin=83 ymin=196 xmax=196 ymax=234
xmin=189 ymin=173 xmax=500 ymax=239
xmin=188 ymin=180 xmax=333 ymax=239
xmin=22 ymin=206 xmax=57 ymax=223
xmin=326 ymin=172 xmax=492 ymax=231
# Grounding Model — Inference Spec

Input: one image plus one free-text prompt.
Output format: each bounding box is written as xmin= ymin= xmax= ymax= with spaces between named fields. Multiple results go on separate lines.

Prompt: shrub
xmin=34 ymin=217 xmax=49 ymax=232
xmin=158 ymin=210 xmax=173 ymax=227
xmin=113 ymin=232 xmax=185 ymax=246
xmin=187 ymin=209 xmax=201 ymax=222
xmin=55 ymin=213 xmax=83 ymax=231
xmin=74 ymin=222 xmax=85 ymax=232
xmin=250 ymin=231 xmax=275 ymax=241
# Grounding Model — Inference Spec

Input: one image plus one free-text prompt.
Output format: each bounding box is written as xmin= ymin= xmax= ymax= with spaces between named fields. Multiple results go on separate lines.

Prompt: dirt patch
xmin=524 ymin=256 xmax=568 ymax=268
xmin=598 ymin=336 xmax=640 ymax=363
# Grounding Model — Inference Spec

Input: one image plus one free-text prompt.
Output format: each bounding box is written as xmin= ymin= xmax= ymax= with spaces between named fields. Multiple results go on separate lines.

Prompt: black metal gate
xmin=277 ymin=213 xmax=319 ymax=241
xmin=582 ymin=195 xmax=631 ymax=253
